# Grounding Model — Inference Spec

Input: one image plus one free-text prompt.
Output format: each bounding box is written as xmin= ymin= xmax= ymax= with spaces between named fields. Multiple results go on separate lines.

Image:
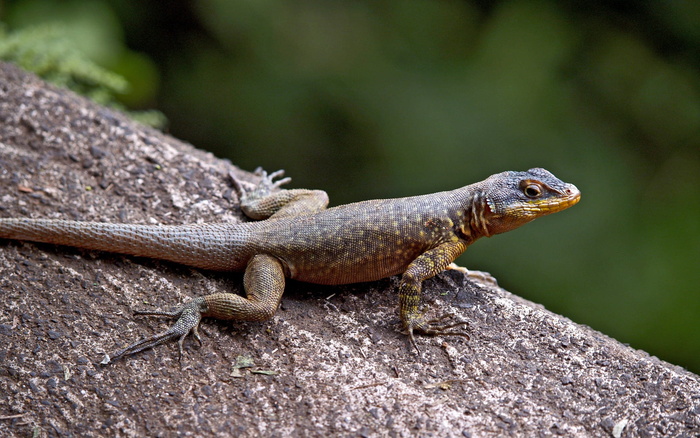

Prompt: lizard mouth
xmin=559 ymin=184 xmax=581 ymax=208
xmin=536 ymin=183 xmax=581 ymax=213
xmin=513 ymin=183 xmax=581 ymax=216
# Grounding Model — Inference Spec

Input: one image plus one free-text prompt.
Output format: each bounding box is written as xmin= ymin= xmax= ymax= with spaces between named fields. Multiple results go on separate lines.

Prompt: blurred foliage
xmin=0 ymin=23 xmax=128 ymax=101
xmin=2 ymin=0 xmax=700 ymax=373
xmin=0 ymin=0 xmax=165 ymax=127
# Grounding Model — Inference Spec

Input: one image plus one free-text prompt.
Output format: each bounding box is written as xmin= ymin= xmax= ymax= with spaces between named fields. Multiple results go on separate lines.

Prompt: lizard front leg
xmin=109 ymin=254 xmax=285 ymax=362
xmin=399 ymin=240 xmax=469 ymax=353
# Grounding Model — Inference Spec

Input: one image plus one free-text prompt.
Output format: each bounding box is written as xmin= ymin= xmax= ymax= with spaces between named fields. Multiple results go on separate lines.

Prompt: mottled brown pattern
xmin=0 ymin=167 xmax=580 ymax=360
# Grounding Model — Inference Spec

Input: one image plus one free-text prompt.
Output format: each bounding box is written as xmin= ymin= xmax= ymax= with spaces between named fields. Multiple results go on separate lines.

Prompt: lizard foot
xmin=107 ymin=297 xmax=207 ymax=364
xmin=446 ymin=263 xmax=498 ymax=287
xmin=231 ymin=168 xmax=291 ymax=201
xmin=405 ymin=313 xmax=470 ymax=355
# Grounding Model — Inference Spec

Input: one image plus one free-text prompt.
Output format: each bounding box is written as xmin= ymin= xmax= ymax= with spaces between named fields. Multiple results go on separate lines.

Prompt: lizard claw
xmin=108 ymin=298 xmax=207 ymax=363
xmin=260 ymin=169 xmax=292 ymax=190
xmin=405 ymin=313 xmax=470 ymax=356
xmin=231 ymin=168 xmax=291 ymax=200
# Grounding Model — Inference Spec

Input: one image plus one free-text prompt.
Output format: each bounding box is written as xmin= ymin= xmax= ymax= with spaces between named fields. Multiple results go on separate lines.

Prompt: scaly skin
xmin=0 ymin=168 xmax=580 ymax=361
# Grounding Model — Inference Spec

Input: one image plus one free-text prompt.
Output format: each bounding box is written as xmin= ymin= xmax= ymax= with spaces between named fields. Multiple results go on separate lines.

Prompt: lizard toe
xmin=420 ymin=313 xmax=470 ymax=339
xmin=403 ymin=313 xmax=470 ymax=356
xmin=108 ymin=298 xmax=206 ymax=363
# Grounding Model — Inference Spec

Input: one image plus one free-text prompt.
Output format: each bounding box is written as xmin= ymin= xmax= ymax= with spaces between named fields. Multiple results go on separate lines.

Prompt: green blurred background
xmin=2 ymin=0 xmax=699 ymax=373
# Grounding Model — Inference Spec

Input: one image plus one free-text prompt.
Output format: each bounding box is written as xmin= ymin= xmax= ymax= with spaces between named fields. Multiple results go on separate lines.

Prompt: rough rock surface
xmin=0 ymin=62 xmax=699 ymax=437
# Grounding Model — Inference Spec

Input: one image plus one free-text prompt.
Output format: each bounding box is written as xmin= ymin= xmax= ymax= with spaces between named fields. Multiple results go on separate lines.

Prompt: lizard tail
xmin=0 ymin=218 xmax=245 ymax=271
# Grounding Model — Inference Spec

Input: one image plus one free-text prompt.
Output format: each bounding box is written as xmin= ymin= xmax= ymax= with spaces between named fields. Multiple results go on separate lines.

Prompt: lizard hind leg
xmin=107 ymin=254 xmax=286 ymax=363
xmin=231 ymin=167 xmax=329 ymax=220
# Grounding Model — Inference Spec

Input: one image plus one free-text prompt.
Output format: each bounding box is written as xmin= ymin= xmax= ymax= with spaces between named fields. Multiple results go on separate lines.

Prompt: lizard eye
xmin=523 ymin=183 xmax=542 ymax=198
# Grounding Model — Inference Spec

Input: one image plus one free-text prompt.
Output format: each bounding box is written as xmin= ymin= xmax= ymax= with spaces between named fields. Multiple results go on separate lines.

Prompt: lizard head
xmin=474 ymin=168 xmax=580 ymax=237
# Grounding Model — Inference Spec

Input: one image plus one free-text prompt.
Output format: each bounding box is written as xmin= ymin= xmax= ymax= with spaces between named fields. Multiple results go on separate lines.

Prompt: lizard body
xmin=0 ymin=168 xmax=580 ymax=361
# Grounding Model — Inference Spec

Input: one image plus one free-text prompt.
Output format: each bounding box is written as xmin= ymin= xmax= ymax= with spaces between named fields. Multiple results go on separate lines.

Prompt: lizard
xmin=0 ymin=167 xmax=580 ymax=362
